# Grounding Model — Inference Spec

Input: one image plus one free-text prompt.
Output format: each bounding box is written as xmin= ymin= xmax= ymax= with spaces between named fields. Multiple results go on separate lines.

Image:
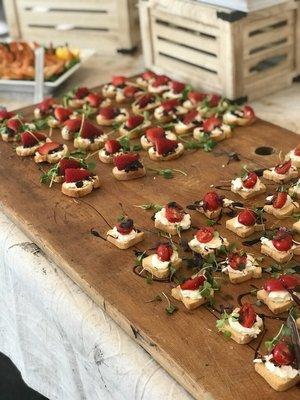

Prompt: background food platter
xmin=0 ymin=79 xmax=299 ymax=399
xmin=0 ymin=48 xmax=94 ymax=94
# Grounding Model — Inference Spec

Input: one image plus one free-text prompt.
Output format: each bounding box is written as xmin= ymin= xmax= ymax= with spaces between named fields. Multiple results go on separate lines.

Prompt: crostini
xmin=193 ymin=116 xmax=231 ymax=142
xmin=222 ymin=250 xmax=262 ymax=283
xmin=16 ymin=131 xmax=47 ymax=157
xmin=112 ymin=153 xmax=146 ymax=180
xmin=140 ymin=126 xmax=177 ymax=150
xmin=148 ymin=137 xmax=184 ymax=161
xmin=183 ymin=91 xmax=207 ymax=110
xmin=106 ymin=215 xmax=144 ymax=249
xmin=223 ymin=105 xmax=256 ymax=126
xmin=119 ymin=114 xmax=151 ymax=139
xmin=264 ymin=191 xmax=299 ymax=219
xmin=61 ymin=168 xmax=100 ymax=197
xmin=33 ymin=97 xmax=56 ymax=119
xmin=61 ymin=118 xmax=82 ymax=141
xmin=99 ymin=139 xmax=123 ymax=164
xmin=148 ymin=74 xmax=170 ymax=94
xmin=162 ymin=80 xmax=186 ymax=100
xmin=135 ymin=70 xmax=156 ymax=88
xmin=0 ymin=118 xmax=23 ymax=142
xmin=174 ymin=109 xmax=202 ymax=135
xmin=132 ymin=93 xmax=160 ymax=114
xmin=47 ymin=106 xmax=73 ymax=128
xmin=154 ymin=202 xmax=191 ymax=235
xmin=73 ymin=120 xmax=107 ymax=151
xmin=226 ymin=208 xmax=264 ymax=238
xmin=231 ymin=170 xmax=266 ymax=199
xmin=188 ymin=227 xmax=228 ymax=256
xmin=260 ymin=228 xmax=300 ymax=264
xmin=64 ymin=87 xmax=90 ymax=108
xmin=263 ymin=160 xmax=298 ymax=183
xmin=96 ymin=106 xmax=128 ymax=126
xmin=34 ymin=141 xmax=68 ymax=164
xmin=115 ymin=85 xmax=144 ymax=103
xmin=154 ymin=99 xmax=187 ymax=123
xmin=102 ymin=76 xmax=127 ymax=98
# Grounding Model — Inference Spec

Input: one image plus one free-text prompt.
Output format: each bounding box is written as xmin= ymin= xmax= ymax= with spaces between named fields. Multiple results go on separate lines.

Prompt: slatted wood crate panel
xmin=140 ymin=0 xmax=299 ymax=100
xmin=4 ymin=0 xmax=140 ymax=53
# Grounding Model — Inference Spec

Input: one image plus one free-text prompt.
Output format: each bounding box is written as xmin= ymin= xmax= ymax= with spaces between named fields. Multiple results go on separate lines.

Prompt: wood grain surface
xmin=0 ymin=85 xmax=299 ymax=400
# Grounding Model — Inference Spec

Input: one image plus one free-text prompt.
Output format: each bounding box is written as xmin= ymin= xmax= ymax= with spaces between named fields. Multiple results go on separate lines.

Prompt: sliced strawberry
xmin=112 ymin=76 xmax=126 ymax=87
xmin=157 ymin=243 xmax=173 ymax=261
xmin=37 ymin=141 xmax=61 ymax=155
xmin=183 ymin=110 xmax=199 ymax=125
xmin=238 ymin=303 xmax=256 ymax=328
xmin=6 ymin=118 xmax=22 ymax=133
xmin=65 ymin=168 xmax=90 ymax=183
xmin=75 ymin=87 xmax=89 ymax=99
xmin=273 ymin=192 xmax=287 ymax=209
xmin=113 ymin=153 xmax=140 ymax=171
xmin=228 ymin=252 xmax=247 ymax=270
xmin=165 ymin=202 xmax=185 ymax=223
xmin=209 ymin=94 xmax=221 ymax=108
xmin=86 ymin=92 xmax=103 ymax=107
xmin=203 ymin=191 xmax=221 ymax=211
xmin=272 ymin=341 xmax=295 ymax=366
xmin=180 ymin=275 xmax=205 ymax=290
xmin=152 ymin=75 xmax=169 ymax=88
xmin=294 ymin=145 xmax=300 ymax=156
xmin=170 ymin=80 xmax=185 ymax=93
xmin=196 ymin=227 xmax=214 ymax=243
xmin=80 ymin=120 xmax=103 ymax=139
xmin=145 ymin=127 xmax=164 ymax=143
xmin=161 ymin=99 xmax=179 ymax=112
xmin=37 ymin=97 xmax=54 ymax=112
xmin=263 ymin=278 xmax=285 ymax=292
xmin=155 ymin=137 xmax=178 ymax=155
xmin=99 ymin=106 xmax=119 ymax=120
xmin=116 ymin=218 xmax=134 ymax=235
xmin=275 ymin=160 xmax=292 ymax=175
xmin=272 ymin=228 xmax=293 ymax=251
xmin=243 ymin=105 xmax=255 ymax=119
xmin=58 ymin=158 xmax=81 ymax=175
xmin=63 ymin=118 xmax=82 ymax=132
xmin=142 ymin=70 xmax=156 ymax=81
xmin=54 ymin=107 xmax=72 ymax=123
xmin=237 ymin=209 xmax=256 ymax=226
xmin=21 ymin=131 xmax=46 ymax=147
xmin=136 ymin=94 xmax=155 ymax=108
xmin=104 ymin=139 xmax=121 ymax=154
xmin=243 ymin=171 xmax=258 ymax=189
xmin=280 ymin=274 xmax=300 ymax=289
xmin=0 ymin=109 xmax=15 ymax=120
xmin=188 ymin=91 xmax=206 ymax=104
xmin=124 ymin=86 xmax=139 ymax=98
xmin=264 ymin=275 xmax=299 ymax=292
xmin=203 ymin=116 xmax=221 ymax=132
xmin=126 ymin=115 xmax=144 ymax=129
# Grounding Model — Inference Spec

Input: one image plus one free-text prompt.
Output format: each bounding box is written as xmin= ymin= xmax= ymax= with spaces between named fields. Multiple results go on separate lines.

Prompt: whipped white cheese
xmin=268 ymin=290 xmax=292 ymax=303
xmin=107 ymin=226 xmax=138 ymax=243
xmin=189 ymin=234 xmax=228 ymax=254
xmin=154 ymin=208 xmax=191 ymax=230
xmin=268 ymin=165 xmax=297 ymax=180
xmin=150 ymin=251 xmax=179 ymax=270
xmin=222 ymin=254 xmax=257 ymax=276
xmin=149 ymin=142 xmax=184 ymax=156
xmin=76 ymin=134 xmax=108 ymax=146
xmin=180 ymin=288 xmax=203 ymax=300
xmin=231 ymin=177 xmax=260 ymax=192
xmin=254 ymin=355 xmax=299 ymax=380
xmin=64 ymin=180 xmax=91 ymax=189
xmin=228 ymin=308 xmax=263 ymax=337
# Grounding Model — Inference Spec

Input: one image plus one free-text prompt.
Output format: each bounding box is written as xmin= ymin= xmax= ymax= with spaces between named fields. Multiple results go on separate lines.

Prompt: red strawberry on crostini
xmin=272 ymin=228 xmax=293 ymax=251
xmin=170 ymin=80 xmax=185 ymax=93
xmin=63 ymin=118 xmax=82 ymax=132
xmin=116 ymin=217 xmax=134 ymax=235
xmin=7 ymin=118 xmax=22 ymax=132
xmin=137 ymin=94 xmax=155 ymax=108
xmin=188 ymin=91 xmax=206 ymax=104
xmin=113 ymin=153 xmax=140 ymax=170
xmin=294 ymin=144 xmax=300 ymax=156
xmin=146 ymin=127 xmax=165 ymax=143
xmin=273 ymin=191 xmax=287 ymax=209
xmin=80 ymin=120 xmax=103 ymax=139
xmin=104 ymin=139 xmax=121 ymax=154
xmin=275 ymin=159 xmax=292 ymax=175
xmin=238 ymin=303 xmax=256 ymax=328
xmin=180 ymin=275 xmax=205 ymax=290
xmin=58 ymin=158 xmax=82 ymax=175
xmin=243 ymin=105 xmax=255 ymax=119
xmin=203 ymin=191 xmax=222 ymax=211
xmin=152 ymin=75 xmax=169 ymax=87
xmin=264 ymin=275 xmax=299 ymax=292
xmin=0 ymin=109 xmax=15 ymax=121
xmin=272 ymin=341 xmax=295 ymax=366
xmin=124 ymin=86 xmax=140 ymax=98
xmin=183 ymin=110 xmax=199 ymax=125
xmin=37 ymin=97 xmax=54 ymax=112
xmin=165 ymin=202 xmax=185 ymax=223
xmin=243 ymin=171 xmax=258 ymax=189
xmin=161 ymin=99 xmax=179 ymax=112
xmin=126 ymin=115 xmax=144 ymax=129
xmin=112 ymin=76 xmax=126 ymax=87
xmin=75 ymin=87 xmax=89 ymax=99
xmin=21 ymin=131 xmax=46 ymax=147
xmin=37 ymin=142 xmax=61 ymax=155
xmin=157 ymin=243 xmax=173 ymax=261
xmin=209 ymin=94 xmax=221 ymax=107
xmin=99 ymin=106 xmax=119 ymax=120
xmin=86 ymin=92 xmax=103 ymax=107
xmin=237 ymin=209 xmax=256 ymax=226
xmin=228 ymin=252 xmax=247 ymax=270
xmin=203 ymin=116 xmax=221 ymax=132
xmin=155 ymin=137 xmax=178 ymax=155
xmin=142 ymin=70 xmax=156 ymax=81
xmin=64 ymin=168 xmax=90 ymax=183
xmin=54 ymin=107 xmax=72 ymax=123
xmin=196 ymin=227 xmax=214 ymax=243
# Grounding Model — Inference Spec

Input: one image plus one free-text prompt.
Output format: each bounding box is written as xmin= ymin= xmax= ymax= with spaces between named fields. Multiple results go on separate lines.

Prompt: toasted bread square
xmin=106 ymin=231 xmax=144 ymax=250
xmin=257 ymin=289 xmax=293 ymax=314
xmin=142 ymin=254 xmax=182 ymax=279
xmin=226 ymin=217 xmax=264 ymax=238
xmin=260 ymin=244 xmax=293 ymax=264
xmin=254 ymin=362 xmax=300 ymax=391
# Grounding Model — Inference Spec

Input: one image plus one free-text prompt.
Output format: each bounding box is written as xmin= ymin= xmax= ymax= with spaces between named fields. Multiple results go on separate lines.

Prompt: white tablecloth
xmin=0 ymin=209 xmax=192 ymax=400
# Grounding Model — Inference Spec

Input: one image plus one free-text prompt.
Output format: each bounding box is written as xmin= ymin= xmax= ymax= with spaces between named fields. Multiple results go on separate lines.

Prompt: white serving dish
xmin=0 ymin=48 xmax=95 ymax=95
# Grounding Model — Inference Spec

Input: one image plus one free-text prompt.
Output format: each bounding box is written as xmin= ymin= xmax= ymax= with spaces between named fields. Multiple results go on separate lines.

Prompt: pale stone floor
xmin=0 ymin=53 xmax=299 ymax=135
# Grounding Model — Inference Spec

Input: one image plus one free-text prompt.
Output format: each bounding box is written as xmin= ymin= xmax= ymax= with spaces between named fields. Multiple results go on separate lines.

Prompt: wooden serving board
xmin=0 ymin=87 xmax=299 ymax=400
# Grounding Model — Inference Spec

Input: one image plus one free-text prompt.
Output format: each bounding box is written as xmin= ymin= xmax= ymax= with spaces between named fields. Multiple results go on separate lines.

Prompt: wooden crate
xmin=3 ymin=0 xmax=140 ymax=54
xmin=139 ymin=0 xmax=299 ymax=100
